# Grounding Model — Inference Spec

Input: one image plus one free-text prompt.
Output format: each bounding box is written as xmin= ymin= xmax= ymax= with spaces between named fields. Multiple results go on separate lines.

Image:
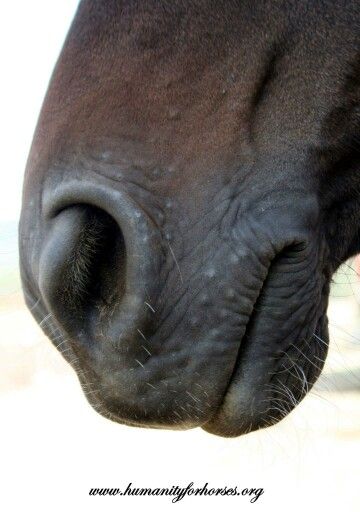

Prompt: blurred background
xmin=1 ymin=2 xmax=359 ymax=511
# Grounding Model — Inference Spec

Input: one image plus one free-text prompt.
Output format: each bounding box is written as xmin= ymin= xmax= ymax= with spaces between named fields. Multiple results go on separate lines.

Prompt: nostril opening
xmin=39 ymin=203 xmax=127 ymax=338
xmin=63 ymin=204 xmax=126 ymax=316
xmin=39 ymin=182 xmax=162 ymax=349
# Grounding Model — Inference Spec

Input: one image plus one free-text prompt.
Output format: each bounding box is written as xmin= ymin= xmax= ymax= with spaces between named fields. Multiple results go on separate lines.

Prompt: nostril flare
xmin=39 ymin=204 xmax=126 ymax=338
xmin=66 ymin=205 xmax=126 ymax=311
xmin=38 ymin=182 xmax=162 ymax=351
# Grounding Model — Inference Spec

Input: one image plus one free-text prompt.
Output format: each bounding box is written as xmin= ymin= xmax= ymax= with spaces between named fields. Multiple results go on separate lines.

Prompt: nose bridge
xmin=38 ymin=180 xmax=163 ymax=349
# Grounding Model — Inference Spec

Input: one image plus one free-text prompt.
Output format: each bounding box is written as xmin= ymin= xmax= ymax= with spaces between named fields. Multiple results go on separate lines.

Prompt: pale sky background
xmin=0 ymin=1 xmax=80 ymax=222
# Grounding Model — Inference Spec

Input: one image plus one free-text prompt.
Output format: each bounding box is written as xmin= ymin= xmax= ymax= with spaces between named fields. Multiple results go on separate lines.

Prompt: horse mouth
xmin=21 ymin=242 xmax=329 ymax=438
xmin=202 ymin=256 xmax=329 ymax=437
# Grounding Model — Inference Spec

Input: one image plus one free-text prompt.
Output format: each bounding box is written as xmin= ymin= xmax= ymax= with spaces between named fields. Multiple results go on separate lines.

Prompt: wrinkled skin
xmin=19 ymin=0 xmax=360 ymax=437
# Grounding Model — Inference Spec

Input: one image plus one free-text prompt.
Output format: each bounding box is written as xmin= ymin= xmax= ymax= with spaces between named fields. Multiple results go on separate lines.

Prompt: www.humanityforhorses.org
xmin=89 ymin=482 xmax=265 ymax=503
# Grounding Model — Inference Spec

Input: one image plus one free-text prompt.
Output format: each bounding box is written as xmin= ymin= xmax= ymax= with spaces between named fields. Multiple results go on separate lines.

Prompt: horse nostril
xmin=63 ymin=206 xmax=125 ymax=313
xmin=37 ymin=182 xmax=162 ymax=348
xmin=38 ymin=204 xmax=126 ymax=339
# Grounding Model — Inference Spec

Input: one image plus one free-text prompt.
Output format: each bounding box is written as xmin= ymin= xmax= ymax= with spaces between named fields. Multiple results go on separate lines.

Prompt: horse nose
xmin=38 ymin=181 xmax=162 ymax=349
